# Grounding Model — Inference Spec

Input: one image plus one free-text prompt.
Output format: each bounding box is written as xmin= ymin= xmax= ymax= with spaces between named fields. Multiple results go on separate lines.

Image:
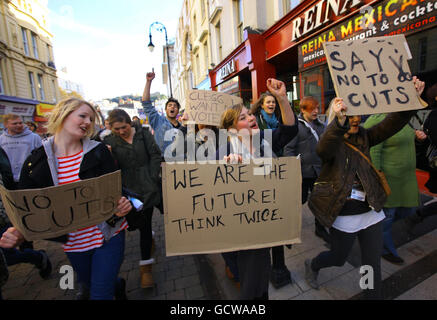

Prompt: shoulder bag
xmin=344 ymin=141 xmax=392 ymax=197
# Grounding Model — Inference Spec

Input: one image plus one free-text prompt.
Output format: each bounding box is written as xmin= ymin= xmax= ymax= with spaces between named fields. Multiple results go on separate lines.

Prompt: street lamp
xmin=148 ymin=21 xmax=173 ymax=98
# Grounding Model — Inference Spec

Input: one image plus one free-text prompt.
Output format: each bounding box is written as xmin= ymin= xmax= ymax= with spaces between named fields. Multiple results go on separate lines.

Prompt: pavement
xmin=2 ymin=201 xmax=437 ymax=300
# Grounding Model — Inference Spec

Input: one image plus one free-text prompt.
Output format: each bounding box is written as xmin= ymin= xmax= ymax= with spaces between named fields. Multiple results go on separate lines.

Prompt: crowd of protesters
xmin=0 ymin=67 xmax=434 ymax=301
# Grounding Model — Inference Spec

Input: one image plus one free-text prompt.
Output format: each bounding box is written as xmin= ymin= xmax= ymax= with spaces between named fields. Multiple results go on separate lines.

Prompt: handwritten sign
xmin=162 ymin=158 xmax=302 ymax=256
xmin=0 ymin=171 xmax=122 ymax=241
xmin=323 ymin=34 xmax=427 ymax=116
xmin=185 ymin=90 xmax=243 ymax=126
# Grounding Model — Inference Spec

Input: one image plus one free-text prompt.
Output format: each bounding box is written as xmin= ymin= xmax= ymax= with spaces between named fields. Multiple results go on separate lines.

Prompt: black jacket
xmin=284 ymin=115 xmax=325 ymax=178
xmin=18 ymin=141 xmax=120 ymax=242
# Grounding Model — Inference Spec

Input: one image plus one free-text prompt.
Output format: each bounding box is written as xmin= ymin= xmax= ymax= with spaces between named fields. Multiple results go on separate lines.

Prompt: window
xmin=37 ymin=74 xmax=45 ymax=100
xmin=28 ymin=72 xmax=36 ymax=99
xmin=0 ymin=65 xmax=4 ymax=94
xmin=201 ymin=0 xmax=206 ymax=21
xmin=52 ymin=80 xmax=57 ymax=102
xmin=235 ymin=0 xmax=244 ymax=43
xmin=215 ymin=21 xmax=222 ymax=61
xmin=288 ymin=0 xmax=301 ymax=11
xmin=195 ymin=54 xmax=200 ymax=84
xmin=193 ymin=15 xmax=197 ymax=38
xmin=203 ymin=41 xmax=209 ymax=74
xmin=22 ymin=28 xmax=30 ymax=56
xmin=31 ymin=32 xmax=39 ymax=59
xmin=46 ymin=43 xmax=52 ymax=61
xmin=418 ymin=38 xmax=427 ymax=72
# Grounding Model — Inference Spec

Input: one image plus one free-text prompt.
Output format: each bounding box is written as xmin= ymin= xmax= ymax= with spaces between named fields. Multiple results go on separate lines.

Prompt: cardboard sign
xmin=0 ymin=171 xmax=122 ymax=241
xmin=323 ymin=35 xmax=427 ymax=116
xmin=162 ymin=158 xmax=302 ymax=256
xmin=185 ymin=90 xmax=243 ymax=126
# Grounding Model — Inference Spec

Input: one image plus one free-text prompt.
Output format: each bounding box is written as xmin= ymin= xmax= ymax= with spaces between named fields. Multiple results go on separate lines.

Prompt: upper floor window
xmin=28 ymin=72 xmax=36 ymax=99
xmin=193 ymin=15 xmax=197 ymax=38
xmin=215 ymin=21 xmax=222 ymax=61
xmin=0 ymin=65 xmax=4 ymax=94
xmin=37 ymin=74 xmax=45 ymax=100
xmin=22 ymin=28 xmax=30 ymax=56
xmin=234 ymin=0 xmax=244 ymax=43
xmin=31 ymin=32 xmax=39 ymax=59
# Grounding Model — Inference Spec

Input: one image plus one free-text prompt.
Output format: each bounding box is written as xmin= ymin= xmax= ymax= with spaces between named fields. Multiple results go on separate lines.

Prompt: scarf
xmin=260 ymin=109 xmax=278 ymax=129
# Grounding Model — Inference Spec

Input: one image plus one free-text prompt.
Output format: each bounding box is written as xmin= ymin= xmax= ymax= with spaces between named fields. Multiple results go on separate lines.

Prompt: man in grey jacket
xmin=0 ymin=114 xmax=42 ymax=183
xmin=284 ymin=97 xmax=330 ymax=243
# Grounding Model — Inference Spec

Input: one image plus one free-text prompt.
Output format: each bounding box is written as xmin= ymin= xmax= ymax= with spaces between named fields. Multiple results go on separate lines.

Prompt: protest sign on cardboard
xmin=323 ymin=34 xmax=427 ymax=116
xmin=0 ymin=171 xmax=122 ymax=241
xmin=185 ymin=90 xmax=243 ymax=126
xmin=162 ymin=157 xmax=302 ymax=256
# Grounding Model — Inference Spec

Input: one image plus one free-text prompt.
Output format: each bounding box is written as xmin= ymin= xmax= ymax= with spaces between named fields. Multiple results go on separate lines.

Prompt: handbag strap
xmin=344 ymin=141 xmax=378 ymax=171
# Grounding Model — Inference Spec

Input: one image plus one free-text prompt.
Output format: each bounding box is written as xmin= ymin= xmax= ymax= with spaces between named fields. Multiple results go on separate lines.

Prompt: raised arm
xmin=142 ymin=69 xmax=155 ymax=102
xmin=266 ymin=78 xmax=295 ymax=127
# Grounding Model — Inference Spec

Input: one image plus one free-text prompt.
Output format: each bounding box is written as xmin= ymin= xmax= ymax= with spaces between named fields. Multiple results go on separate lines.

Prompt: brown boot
xmin=139 ymin=260 xmax=154 ymax=288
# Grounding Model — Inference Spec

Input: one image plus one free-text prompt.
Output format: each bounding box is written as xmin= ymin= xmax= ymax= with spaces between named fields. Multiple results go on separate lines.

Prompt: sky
xmin=47 ymin=0 xmax=182 ymax=101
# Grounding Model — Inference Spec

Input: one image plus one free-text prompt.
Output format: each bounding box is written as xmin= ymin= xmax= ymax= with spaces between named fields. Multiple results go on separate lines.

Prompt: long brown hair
xmin=250 ymin=92 xmax=282 ymax=121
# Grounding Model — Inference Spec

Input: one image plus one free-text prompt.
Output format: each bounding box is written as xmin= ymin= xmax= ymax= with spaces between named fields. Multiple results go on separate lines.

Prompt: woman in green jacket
xmin=363 ymin=114 xmax=426 ymax=265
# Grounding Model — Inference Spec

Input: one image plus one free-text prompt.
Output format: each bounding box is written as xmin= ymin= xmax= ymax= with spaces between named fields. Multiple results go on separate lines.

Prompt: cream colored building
xmin=173 ymin=0 xmax=302 ymax=109
xmin=0 ymin=0 xmax=60 ymax=129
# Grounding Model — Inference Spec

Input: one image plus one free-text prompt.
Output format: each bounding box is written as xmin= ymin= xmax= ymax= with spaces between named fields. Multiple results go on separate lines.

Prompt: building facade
xmin=0 ymin=0 xmax=60 ymax=132
xmin=173 ymin=0 xmax=303 ymax=109
xmin=209 ymin=0 xmax=437 ymax=112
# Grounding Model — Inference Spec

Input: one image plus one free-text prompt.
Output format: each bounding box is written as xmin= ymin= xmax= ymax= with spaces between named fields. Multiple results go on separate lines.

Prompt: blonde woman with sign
xmin=0 ymin=98 xmax=132 ymax=300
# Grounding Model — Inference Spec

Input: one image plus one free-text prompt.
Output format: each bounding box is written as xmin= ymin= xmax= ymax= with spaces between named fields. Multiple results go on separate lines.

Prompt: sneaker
xmin=304 ymin=259 xmax=319 ymax=290
xmin=382 ymin=253 xmax=404 ymax=265
xmin=114 ymin=278 xmax=127 ymax=300
xmin=38 ymin=250 xmax=52 ymax=279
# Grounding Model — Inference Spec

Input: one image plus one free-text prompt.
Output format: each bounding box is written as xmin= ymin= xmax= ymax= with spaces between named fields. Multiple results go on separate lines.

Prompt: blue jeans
xmin=66 ymin=231 xmax=125 ymax=300
xmin=383 ymin=207 xmax=415 ymax=257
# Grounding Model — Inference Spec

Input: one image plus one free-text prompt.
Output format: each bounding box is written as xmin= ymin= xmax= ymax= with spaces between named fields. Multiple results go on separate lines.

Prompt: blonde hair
xmin=46 ymin=97 xmax=100 ymax=138
xmin=3 ymin=114 xmax=21 ymax=125
xmin=220 ymin=104 xmax=244 ymax=130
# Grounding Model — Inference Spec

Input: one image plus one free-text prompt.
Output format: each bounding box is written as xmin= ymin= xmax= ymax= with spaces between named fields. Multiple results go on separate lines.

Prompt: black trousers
xmin=138 ymin=207 xmax=154 ymax=261
xmin=311 ymin=220 xmax=383 ymax=299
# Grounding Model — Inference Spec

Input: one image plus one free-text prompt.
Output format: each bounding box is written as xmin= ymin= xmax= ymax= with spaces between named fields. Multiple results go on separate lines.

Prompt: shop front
xmin=210 ymin=0 xmax=437 ymax=113
xmin=297 ymin=0 xmax=437 ymax=112
xmin=35 ymin=103 xmax=55 ymax=135
xmin=209 ymin=32 xmax=276 ymax=107
xmin=0 ymin=95 xmax=37 ymax=132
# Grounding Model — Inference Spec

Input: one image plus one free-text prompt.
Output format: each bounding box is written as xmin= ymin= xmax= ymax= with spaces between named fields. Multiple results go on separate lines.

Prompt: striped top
xmin=57 ymin=150 xmax=128 ymax=253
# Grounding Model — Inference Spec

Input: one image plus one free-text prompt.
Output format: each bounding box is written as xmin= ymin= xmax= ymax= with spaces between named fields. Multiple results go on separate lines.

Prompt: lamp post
xmin=148 ymin=21 xmax=173 ymax=98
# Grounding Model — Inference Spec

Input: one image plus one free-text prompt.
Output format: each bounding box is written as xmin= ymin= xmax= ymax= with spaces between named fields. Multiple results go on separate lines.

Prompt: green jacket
xmin=363 ymin=114 xmax=419 ymax=208
xmin=104 ymin=124 xmax=162 ymax=208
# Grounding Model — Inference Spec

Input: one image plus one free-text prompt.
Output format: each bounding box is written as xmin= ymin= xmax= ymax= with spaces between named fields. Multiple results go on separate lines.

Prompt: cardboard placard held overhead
xmin=323 ymin=35 xmax=427 ymax=116
xmin=162 ymin=157 xmax=302 ymax=256
xmin=0 ymin=171 xmax=122 ymax=241
xmin=185 ymin=90 xmax=243 ymax=126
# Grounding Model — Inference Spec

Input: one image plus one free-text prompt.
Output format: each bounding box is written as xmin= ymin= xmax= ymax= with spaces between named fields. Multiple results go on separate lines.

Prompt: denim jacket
xmin=142 ymin=100 xmax=179 ymax=156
